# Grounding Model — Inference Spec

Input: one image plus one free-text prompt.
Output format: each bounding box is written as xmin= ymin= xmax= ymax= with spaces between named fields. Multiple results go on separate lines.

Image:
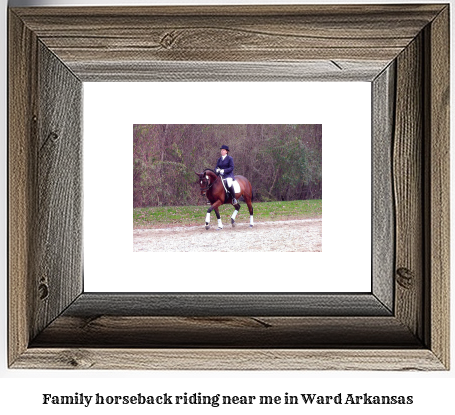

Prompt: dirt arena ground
xmin=133 ymin=218 xmax=322 ymax=252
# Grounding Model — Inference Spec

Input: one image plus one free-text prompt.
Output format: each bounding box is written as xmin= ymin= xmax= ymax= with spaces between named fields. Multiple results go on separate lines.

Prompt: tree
xmin=133 ymin=124 xmax=322 ymax=207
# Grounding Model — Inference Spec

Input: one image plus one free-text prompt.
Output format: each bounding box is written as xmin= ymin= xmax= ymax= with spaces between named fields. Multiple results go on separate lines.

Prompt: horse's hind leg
xmin=231 ymin=203 xmax=241 ymax=227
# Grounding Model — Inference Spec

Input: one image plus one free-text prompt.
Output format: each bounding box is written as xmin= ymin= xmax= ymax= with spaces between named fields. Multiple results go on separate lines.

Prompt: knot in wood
xmin=60 ymin=350 xmax=94 ymax=369
xmin=396 ymin=267 xmax=414 ymax=289
xmin=160 ymin=31 xmax=179 ymax=49
xmin=38 ymin=281 xmax=49 ymax=300
xmin=48 ymin=131 xmax=59 ymax=142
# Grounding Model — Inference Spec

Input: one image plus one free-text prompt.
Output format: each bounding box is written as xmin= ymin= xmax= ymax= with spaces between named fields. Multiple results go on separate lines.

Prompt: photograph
xmin=133 ymin=124 xmax=322 ymax=252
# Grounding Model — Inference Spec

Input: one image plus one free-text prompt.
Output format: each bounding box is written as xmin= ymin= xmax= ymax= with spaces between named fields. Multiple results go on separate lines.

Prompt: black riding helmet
xmin=220 ymin=145 xmax=230 ymax=151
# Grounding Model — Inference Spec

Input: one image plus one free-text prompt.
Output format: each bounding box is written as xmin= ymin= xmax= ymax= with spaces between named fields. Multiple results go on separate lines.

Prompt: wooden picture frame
xmin=8 ymin=4 xmax=449 ymax=370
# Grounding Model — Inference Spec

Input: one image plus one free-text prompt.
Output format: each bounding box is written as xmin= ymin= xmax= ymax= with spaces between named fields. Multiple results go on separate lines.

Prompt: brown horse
xmin=195 ymin=169 xmax=254 ymax=230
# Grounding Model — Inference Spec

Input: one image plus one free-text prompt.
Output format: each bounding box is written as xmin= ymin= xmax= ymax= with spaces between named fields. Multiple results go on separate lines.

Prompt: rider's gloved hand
xmin=220 ymin=169 xmax=224 ymax=175
xmin=216 ymin=168 xmax=220 ymax=173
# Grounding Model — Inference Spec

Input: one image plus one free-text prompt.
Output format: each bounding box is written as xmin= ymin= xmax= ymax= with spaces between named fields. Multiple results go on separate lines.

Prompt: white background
xmin=84 ymin=82 xmax=371 ymax=292
xmin=1 ymin=0 xmax=454 ymax=414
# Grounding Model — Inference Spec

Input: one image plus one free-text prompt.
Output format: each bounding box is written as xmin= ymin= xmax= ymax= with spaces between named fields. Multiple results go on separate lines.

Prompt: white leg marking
xmin=205 ymin=212 xmax=211 ymax=224
xmin=217 ymin=219 xmax=223 ymax=229
xmin=231 ymin=210 xmax=238 ymax=220
xmin=250 ymin=215 xmax=254 ymax=226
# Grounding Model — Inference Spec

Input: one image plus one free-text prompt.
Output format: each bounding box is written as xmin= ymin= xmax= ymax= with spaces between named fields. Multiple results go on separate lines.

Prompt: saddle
xmin=221 ymin=178 xmax=240 ymax=197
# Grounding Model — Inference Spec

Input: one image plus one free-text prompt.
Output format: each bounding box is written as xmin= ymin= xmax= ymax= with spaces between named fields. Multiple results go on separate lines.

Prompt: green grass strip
xmin=134 ymin=199 xmax=322 ymax=229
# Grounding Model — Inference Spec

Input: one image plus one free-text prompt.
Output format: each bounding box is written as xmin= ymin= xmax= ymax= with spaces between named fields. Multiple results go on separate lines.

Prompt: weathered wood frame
xmin=8 ymin=5 xmax=449 ymax=370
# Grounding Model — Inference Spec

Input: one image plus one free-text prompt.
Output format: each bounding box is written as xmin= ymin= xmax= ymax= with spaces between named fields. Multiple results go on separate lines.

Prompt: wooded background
xmin=133 ymin=124 xmax=322 ymax=208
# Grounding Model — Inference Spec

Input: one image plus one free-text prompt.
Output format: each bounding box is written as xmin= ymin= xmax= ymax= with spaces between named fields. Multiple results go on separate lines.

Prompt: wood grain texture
xmin=8 ymin=4 xmax=450 ymax=370
xmin=8 ymin=11 xmax=38 ymax=366
xmin=71 ymin=60 xmax=388 ymax=82
xmin=31 ymin=316 xmax=421 ymax=349
xmin=9 ymin=11 xmax=84 ymax=365
xmin=393 ymin=34 xmax=424 ymax=340
xmin=372 ymin=63 xmax=395 ymax=312
xmin=62 ymin=293 xmax=392 ymax=317
xmin=33 ymin=42 xmax=83 ymax=339
xmin=13 ymin=349 xmax=445 ymax=371
xmin=425 ymin=6 xmax=450 ymax=368
xmin=11 ymin=5 xmax=444 ymax=79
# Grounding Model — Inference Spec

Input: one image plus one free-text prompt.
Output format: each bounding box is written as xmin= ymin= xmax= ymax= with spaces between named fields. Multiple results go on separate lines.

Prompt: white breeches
xmin=225 ymin=177 xmax=233 ymax=187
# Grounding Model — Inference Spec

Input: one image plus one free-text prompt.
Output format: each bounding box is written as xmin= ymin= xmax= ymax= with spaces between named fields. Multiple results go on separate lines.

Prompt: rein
xmin=200 ymin=181 xmax=213 ymax=191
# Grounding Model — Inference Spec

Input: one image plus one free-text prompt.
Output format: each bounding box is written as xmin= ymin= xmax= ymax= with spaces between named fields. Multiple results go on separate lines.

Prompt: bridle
xmin=200 ymin=177 xmax=213 ymax=191
xmin=200 ymin=170 xmax=216 ymax=192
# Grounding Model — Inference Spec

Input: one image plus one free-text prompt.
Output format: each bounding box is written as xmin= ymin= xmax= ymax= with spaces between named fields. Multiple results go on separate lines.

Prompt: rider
xmin=215 ymin=145 xmax=238 ymax=204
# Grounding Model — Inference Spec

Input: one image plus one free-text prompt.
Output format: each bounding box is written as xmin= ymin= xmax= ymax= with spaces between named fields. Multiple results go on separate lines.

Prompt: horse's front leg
xmin=231 ymin=203 xmax=241 ymax=227
xmin=205 ymin=200 xmax=222 ymax=230
xmin=214 ymin=207 xmax=223 ymax=230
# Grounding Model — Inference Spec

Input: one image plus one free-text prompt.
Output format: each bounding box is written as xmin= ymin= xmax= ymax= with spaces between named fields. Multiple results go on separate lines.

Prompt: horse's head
xmin=195 ymin=170 xmax=213 ymax=196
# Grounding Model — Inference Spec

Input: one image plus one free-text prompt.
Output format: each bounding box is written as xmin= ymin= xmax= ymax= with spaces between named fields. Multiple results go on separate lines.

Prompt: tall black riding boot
xmin=229 ymin=184 xmax=238 ymax=205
